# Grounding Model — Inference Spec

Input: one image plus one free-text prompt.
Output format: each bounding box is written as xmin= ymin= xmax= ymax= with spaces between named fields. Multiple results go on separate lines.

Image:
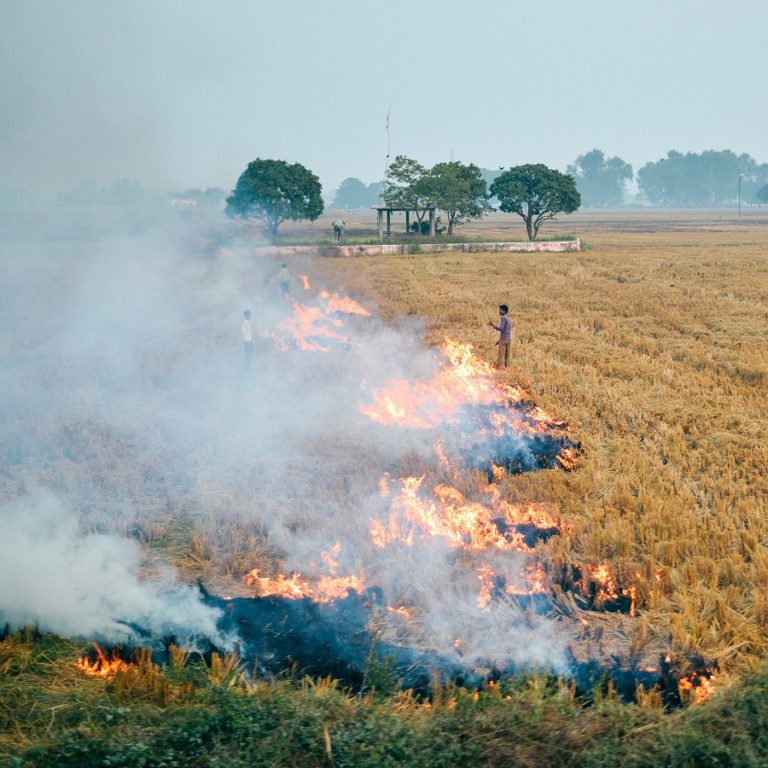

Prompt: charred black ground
xmin=69 ymin=588 xmax=715 ymax=710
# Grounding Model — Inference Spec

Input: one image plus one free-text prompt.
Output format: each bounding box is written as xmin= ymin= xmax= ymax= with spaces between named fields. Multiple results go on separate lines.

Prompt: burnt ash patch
xmin=447 ymin=403 xmax=581 ymax=479
xmin=202 ymin=587 xmax=453 ymax=693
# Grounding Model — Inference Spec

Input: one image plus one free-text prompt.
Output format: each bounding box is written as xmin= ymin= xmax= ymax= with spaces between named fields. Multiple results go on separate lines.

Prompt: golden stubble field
xmin=302 ymin=209 xmax=768 ymax=673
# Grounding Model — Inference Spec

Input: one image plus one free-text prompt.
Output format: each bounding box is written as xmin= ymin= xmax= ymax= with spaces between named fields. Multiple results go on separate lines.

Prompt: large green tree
xmin=490 ymin=164 xmax=581 ymax=241
xmin=382 ymin=155 xmax=435 ymax=229
xmin=429 ymin=161 xmax=492 ymax=234
xmin=226 ymin=158 xmax=323 ymax=241
xmin=567 ymin=149 xmax=633 ymax=207
xmin=757 ymin=184 xmax=768 ymax=204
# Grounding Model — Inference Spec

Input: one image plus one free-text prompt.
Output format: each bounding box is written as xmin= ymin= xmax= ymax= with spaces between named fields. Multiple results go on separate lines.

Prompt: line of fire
xmin=73 ymin=276 xmax=716 ymax=709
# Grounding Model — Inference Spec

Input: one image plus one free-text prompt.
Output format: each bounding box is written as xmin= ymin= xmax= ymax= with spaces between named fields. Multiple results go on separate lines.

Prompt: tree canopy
xmin=757 ymin=184 xmax=768 ymax=205
xmin=567 ymin=149 xmax=633 ymax=207
xmin=226 ymin=158 xmax=323 ymax=241
xmin=382 ymin=156 xmax=493 ymax=233
xmin=490 ymin=164 xmax=581 ymax=241
xmin=428 ymin=161 xmax=492 ymax=234
xmin=382 ymin=156 xmax=435 ymax=226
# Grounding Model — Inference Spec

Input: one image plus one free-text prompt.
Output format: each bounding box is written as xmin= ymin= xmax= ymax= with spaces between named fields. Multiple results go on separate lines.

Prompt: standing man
xmin=488 ymin=304 xmax=512 ymax=368
xmin=242 ymin=309 xmax=253 ymax=371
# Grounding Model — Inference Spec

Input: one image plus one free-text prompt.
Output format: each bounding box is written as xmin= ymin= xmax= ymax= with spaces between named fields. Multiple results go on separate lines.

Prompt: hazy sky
xmin=2 ymin=0 xmax=766 ymax=195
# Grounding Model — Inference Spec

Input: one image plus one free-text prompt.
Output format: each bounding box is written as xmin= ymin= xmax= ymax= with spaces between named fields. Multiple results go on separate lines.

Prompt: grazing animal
xmin=332 ymin=219 xmax=346 ymax=243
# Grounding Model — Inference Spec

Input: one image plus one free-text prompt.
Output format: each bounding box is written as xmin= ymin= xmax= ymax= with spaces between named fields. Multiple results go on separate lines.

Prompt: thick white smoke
xmin=0 ymin=206 xmax=565 ymax=670
xmin=0 ymin=490 xmax=227 ymax=647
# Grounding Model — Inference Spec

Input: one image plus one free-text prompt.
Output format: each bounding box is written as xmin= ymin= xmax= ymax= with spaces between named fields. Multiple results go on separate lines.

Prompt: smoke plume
xmin=0 ymin=207 xmax=566 ymax=671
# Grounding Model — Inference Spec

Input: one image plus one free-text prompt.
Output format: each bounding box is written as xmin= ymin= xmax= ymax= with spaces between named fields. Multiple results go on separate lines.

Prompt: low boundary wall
xmin=254 ymin=239 xmax=580 ymax=257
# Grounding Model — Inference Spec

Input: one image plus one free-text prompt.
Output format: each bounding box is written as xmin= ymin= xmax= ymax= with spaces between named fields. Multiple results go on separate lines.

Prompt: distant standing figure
xmin=242 ymin=309 xmax=253 ymax=370
xmin=332 ymin=219 xmax=346 ymax=243
xmin=488 ymin=304 xmax=512 ymax=368
xmin=280 ymin=263 xmax=290 ymax=295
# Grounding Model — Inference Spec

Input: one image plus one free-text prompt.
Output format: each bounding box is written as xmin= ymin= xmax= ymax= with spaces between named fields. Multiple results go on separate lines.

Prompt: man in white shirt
xmin=242 ymin=309 xmax=253 ymax=370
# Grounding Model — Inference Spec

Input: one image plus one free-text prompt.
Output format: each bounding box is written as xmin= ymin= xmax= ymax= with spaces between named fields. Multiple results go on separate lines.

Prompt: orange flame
xmin=387 ymin=605 xmax=414 ymax=620
xmin=275 ymin=301 xmax=349 ymax=351
xmin=512 ymin=563 xmax=549 ymax=595
xmin=76 ymin=644 xmax=131 ymax=678
xmin=556 ymin=447 xmax=578 ymax=470
xmin=475 ymin=563 xmax=550 ymax=609
xmin=244 ymin=568 xmax=366 ymax=601
xmin=244 ymin=544 xmax=366 ymax=603
xmin=580 ymin=562 xmax=638 ymax=613
xmin=359 ymin=339 xmax=576 ymax=462
xmin=477 ymin=564 xmax=496 ymax=609
xmin=584 ymin=562 xmax=619 ymax=602
xmin=300 ymin=274 xmax=311 ymax=290
xmin=274 ymin=290 xmax=370 ymax=352
xmin=678 ymin=671 xmax=717 ymax=704
xmin=319 ymin=290 xmax=371 ymax=316
xmin=361 ymin=339 xmax=506 ymax=428
xmin=370 ymin=475 xmax=559 ymax=552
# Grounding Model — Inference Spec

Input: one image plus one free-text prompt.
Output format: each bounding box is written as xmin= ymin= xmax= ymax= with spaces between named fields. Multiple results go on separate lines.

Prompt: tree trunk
xmin=525 ymin=216 xmax=535 ymax=241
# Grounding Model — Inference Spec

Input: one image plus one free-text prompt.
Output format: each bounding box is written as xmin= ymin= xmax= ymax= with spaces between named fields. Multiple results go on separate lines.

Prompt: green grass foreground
xmin=2 ymin=633 xmax=768 ymax=767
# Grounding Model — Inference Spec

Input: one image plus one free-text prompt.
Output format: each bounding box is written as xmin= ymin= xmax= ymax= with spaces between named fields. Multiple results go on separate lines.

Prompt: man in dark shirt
xmin=488 ymin=304 xmax=512 ymax=368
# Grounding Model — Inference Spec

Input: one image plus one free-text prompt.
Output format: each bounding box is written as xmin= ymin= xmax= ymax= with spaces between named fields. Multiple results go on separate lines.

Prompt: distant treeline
xmin=3 ymin=148 xmax=766 ymax=212
xmin=53 ymin=181 xmax=228 ymax=208
xmin=334 ymin=149 xmax=768 ymax=209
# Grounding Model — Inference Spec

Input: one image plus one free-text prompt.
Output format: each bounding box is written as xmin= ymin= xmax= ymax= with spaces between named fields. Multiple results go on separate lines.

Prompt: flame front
xmin=359 ymin=339 xmax=579 ymax=473
xmin=245 ymin=568 xmax=366 ymax=602
xmin=319 ymin=290 xmax=371 ymax=317
xmin=245 ymin=543 xmax=366 ymax=603
xmin=274 ymin=288 xmax=371 ymax=352
xmin=275 ymin=302 xmax=349 ymax=351
xmin=254 ymin=296 xmax=594 ymax=654
xmin=370 ymin=475 xmax=559 ymax=552
xmin=361 ymin=339 xmax=506 ymax=428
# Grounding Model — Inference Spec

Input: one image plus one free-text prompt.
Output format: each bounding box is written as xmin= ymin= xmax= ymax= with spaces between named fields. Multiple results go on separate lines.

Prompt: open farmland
xmin=306 ymin=209 xmax=768 ymax=670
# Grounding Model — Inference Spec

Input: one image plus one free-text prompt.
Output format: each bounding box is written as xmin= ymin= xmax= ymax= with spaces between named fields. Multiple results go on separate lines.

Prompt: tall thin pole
xmin=738 ymin=168 xmax=742 ymax=223
xmin=384 ymin=107 xmax=391 ymax=179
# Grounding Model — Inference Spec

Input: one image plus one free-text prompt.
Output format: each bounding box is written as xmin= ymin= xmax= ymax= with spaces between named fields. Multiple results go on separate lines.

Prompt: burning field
xmin=2 ymin=214 xmax=767 ymax=764
xmin=1 ymin=233 xmax=722 ymax=707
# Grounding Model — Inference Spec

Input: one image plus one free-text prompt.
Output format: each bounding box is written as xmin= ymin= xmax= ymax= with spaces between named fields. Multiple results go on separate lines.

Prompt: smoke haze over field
xmin=0 ymin=211 xmax=568 ymax=668
xmin=0 ymin=491 xmax=227 ymax=646
xmin=1 ymin=0 xmax=766 ymax=197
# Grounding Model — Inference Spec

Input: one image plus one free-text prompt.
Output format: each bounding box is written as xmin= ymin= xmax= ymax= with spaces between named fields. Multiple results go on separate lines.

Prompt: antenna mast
xmin=384 ymin=106 xmax=391 ymax=178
